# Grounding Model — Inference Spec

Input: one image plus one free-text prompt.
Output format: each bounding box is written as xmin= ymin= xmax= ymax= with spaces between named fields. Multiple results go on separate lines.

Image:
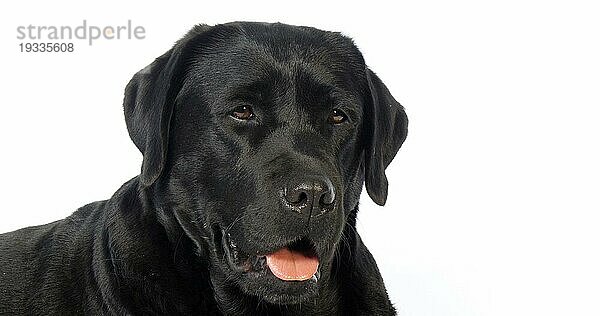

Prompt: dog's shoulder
xmin=0 ymin=200 xmax=107 ymax=314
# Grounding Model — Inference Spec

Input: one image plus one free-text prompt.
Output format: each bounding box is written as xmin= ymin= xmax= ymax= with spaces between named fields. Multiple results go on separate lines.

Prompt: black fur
xmin=0 ymin=22 xmax=408 ymax=315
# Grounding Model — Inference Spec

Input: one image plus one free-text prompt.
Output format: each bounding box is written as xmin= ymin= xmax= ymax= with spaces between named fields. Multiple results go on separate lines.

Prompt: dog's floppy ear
xmin=363 ymin=68 xmax=408 ymax=206
xmin=123 ymin=45 xmax=187 ymax=188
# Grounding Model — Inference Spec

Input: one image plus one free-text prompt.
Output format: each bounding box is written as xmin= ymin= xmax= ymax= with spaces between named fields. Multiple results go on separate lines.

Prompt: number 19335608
xmin=19 ymin=42 xmax=74 ymax=53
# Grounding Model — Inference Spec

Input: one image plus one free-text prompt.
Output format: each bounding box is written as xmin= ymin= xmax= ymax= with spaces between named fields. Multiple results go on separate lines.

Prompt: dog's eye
xmin=327 ymin=109 xmax=347 ymax=124
xmin=231 ymin=105 xmax=254 ymax=120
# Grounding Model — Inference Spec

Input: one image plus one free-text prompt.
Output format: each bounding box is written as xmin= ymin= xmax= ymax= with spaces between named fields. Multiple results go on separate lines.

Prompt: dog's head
xmin=123 ymin=22 xmax=407 ymax=305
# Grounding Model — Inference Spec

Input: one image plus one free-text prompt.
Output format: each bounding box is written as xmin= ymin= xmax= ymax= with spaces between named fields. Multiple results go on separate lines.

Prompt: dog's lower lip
xmin=251 ymin=255 xmax=267 ymax=271
xmin=221 ymin=229 xmax=268 ymax=273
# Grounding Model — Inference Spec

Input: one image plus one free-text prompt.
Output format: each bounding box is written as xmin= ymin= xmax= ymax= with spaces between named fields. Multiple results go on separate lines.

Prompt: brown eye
xmin=231 ymin=105 xmax=254 ymax=120
xmin=328 ymin=109 xmax=347 ymax=124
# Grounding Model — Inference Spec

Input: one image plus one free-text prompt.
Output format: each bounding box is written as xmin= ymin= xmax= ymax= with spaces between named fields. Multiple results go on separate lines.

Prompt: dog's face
xmin=124 ymin=22 xmax=407 ymax=305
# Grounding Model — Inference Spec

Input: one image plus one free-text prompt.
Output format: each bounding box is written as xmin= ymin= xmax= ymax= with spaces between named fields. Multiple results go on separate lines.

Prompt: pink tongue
xmin=265 ymin=248 xmax=319 ymax=281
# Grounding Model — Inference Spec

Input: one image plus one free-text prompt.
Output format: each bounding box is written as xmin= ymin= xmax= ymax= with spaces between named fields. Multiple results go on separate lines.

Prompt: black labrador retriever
xmin=0 ymin=22 xmax=408 ymax=315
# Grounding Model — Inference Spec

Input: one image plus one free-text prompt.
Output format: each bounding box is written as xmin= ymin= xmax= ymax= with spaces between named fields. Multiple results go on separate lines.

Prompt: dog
xmin=0 ymin=22 xmax=408 ymax=315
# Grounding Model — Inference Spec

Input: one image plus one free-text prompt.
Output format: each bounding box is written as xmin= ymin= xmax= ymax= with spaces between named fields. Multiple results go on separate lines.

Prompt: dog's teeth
xmin=311 ymin=274 xmax=318 ymax=282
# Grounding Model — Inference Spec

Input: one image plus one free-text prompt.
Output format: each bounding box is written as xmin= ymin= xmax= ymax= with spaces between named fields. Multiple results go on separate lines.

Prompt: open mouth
xmin=218 ymin=228 xmax=321 ymax=283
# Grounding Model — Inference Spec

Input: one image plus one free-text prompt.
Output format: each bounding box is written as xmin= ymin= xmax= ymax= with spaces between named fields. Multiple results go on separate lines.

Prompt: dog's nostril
xmin=284 ymin=188 xmax=309 ymax=204
xmin=319 ymin=190 xmax=335 ymax=206
xmin=297 ymin=192 xmax=308 ymax=203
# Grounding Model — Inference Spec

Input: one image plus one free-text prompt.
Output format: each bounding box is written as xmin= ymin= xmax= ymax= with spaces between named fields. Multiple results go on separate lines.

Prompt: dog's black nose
xmin=283 ymin=176 xmax=336 ymax=216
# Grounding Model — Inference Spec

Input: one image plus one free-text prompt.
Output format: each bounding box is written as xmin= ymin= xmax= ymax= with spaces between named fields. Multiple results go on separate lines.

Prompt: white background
xmin=1 ymin=1 xmax=599 ymax=315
